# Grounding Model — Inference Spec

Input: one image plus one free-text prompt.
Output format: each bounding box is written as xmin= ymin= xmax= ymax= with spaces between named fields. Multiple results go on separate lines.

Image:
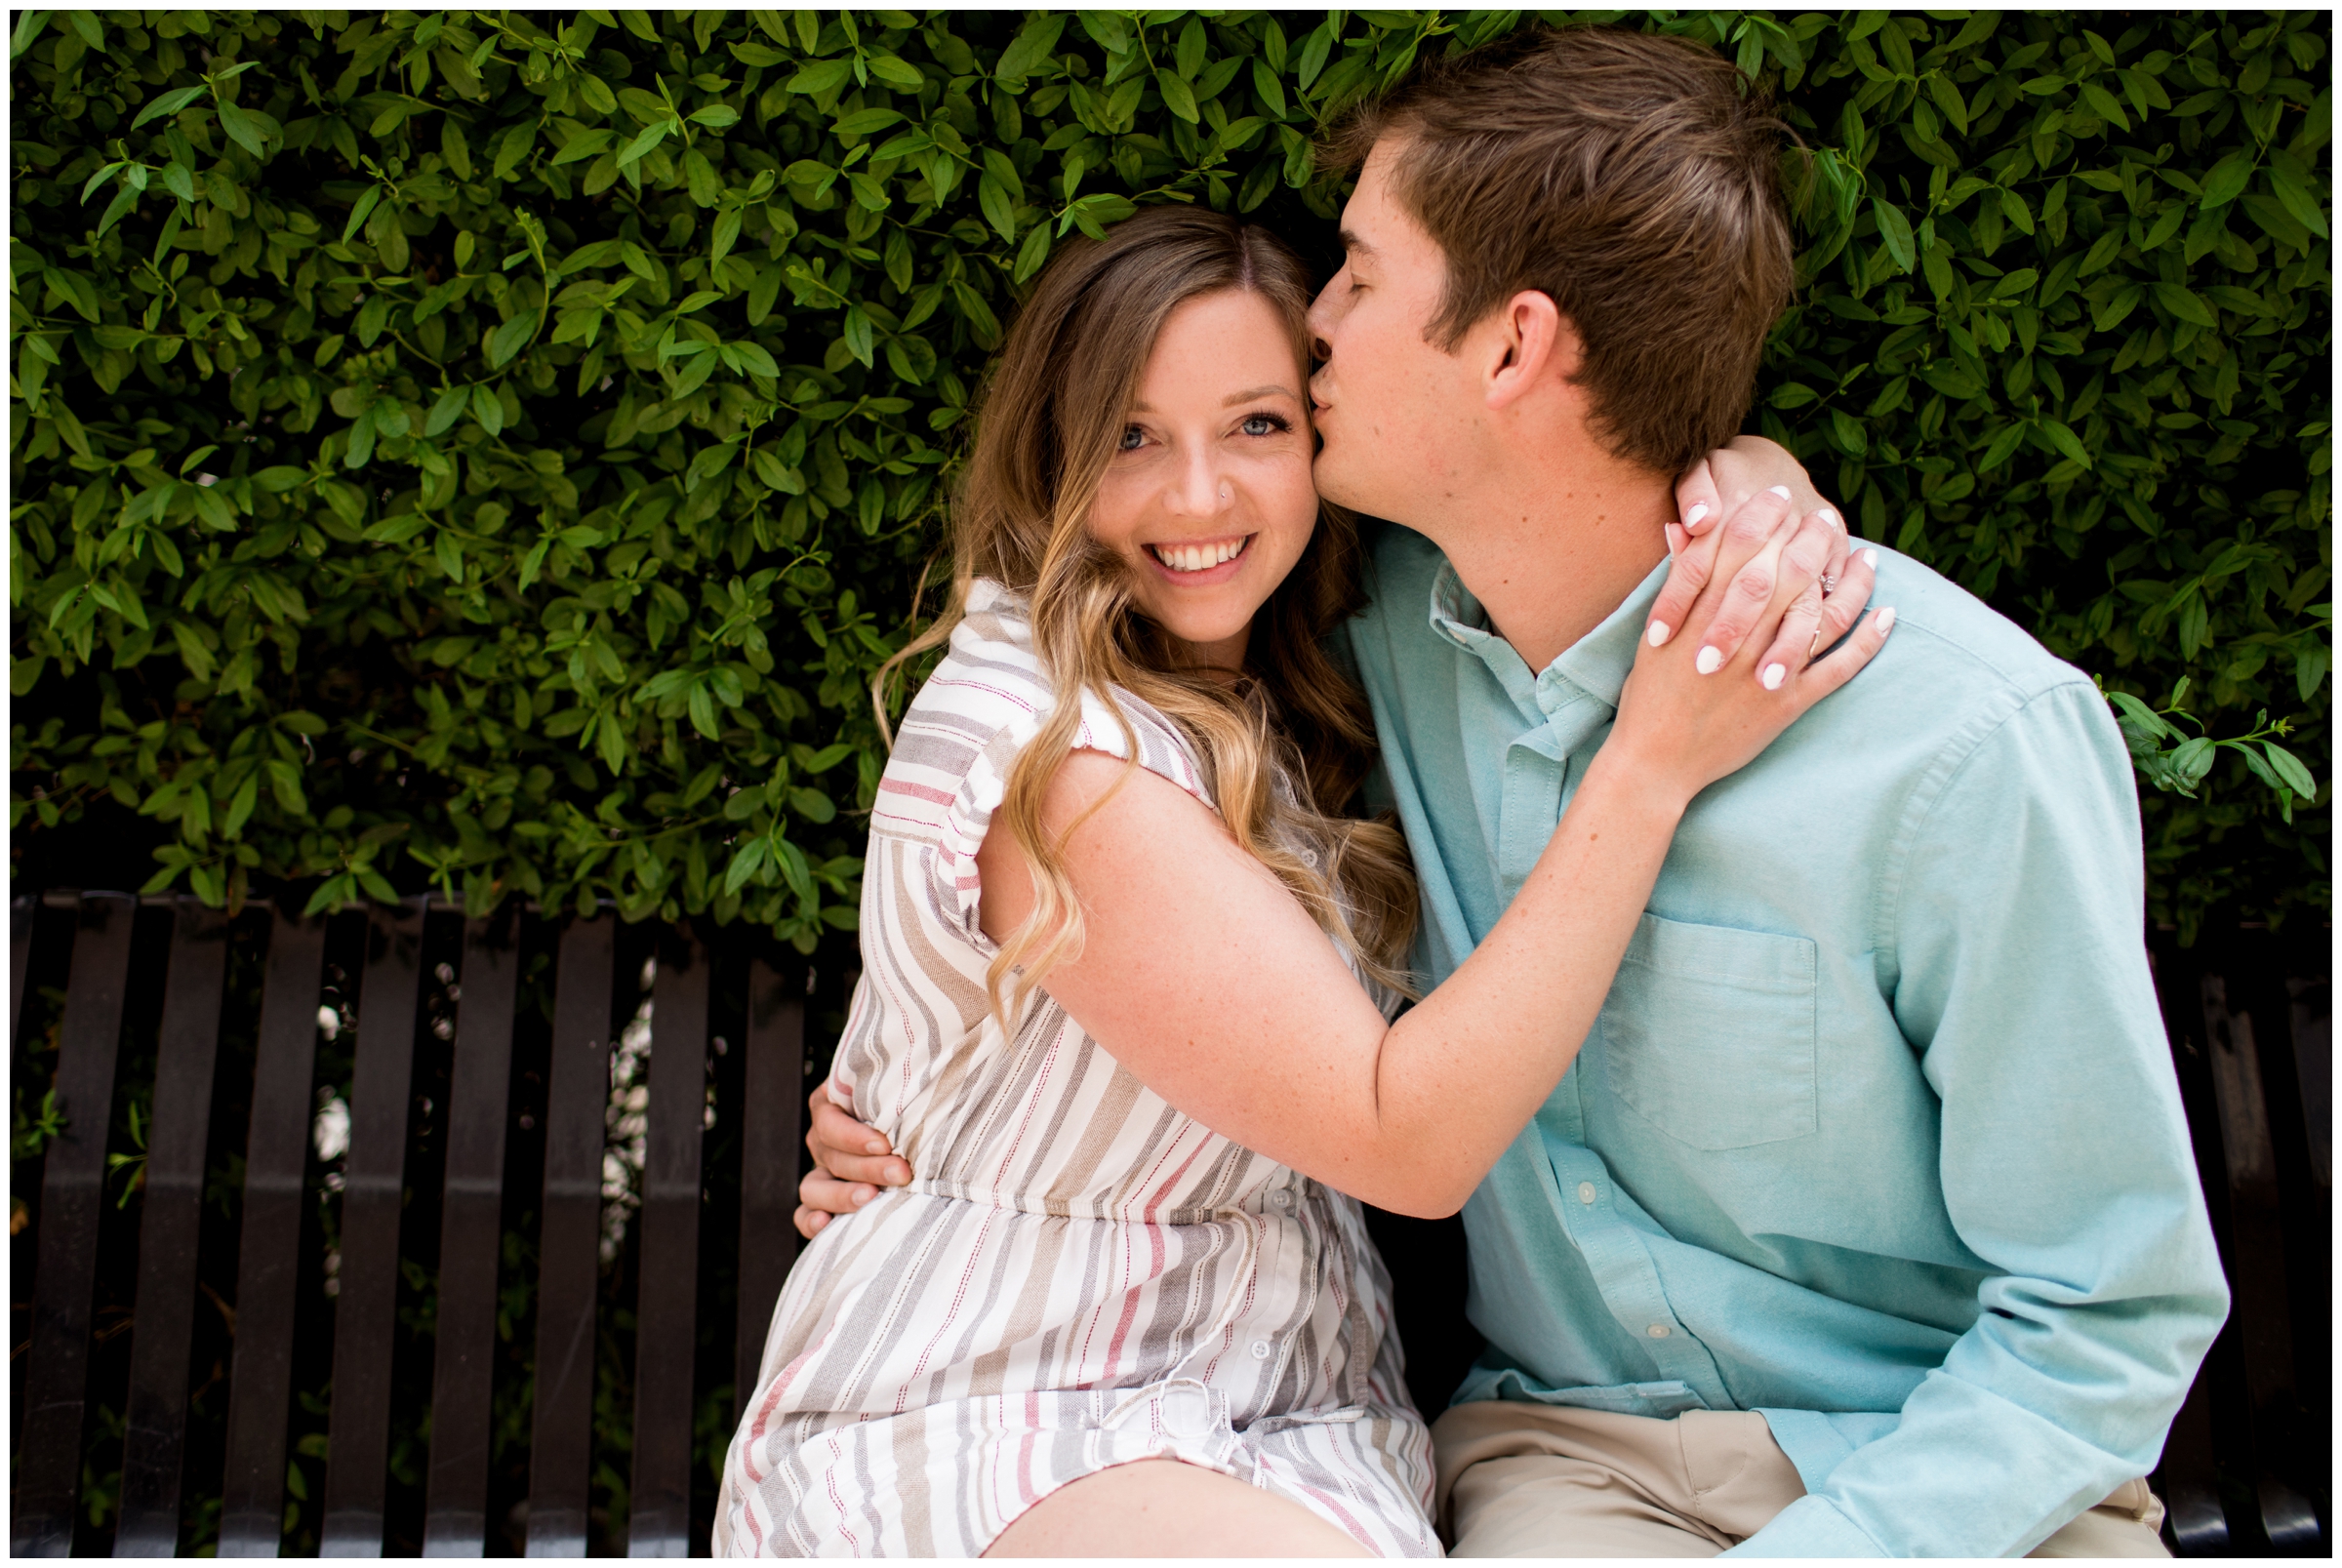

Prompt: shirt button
xmin=1577 ymin=1182 xmax=1597 ymax=1205
xmin=1250 ymin=1339 xmax=1272 ymax=1360
xmin=1647 ymin=1323 xmax=1672 ymax=1339
xmin=1271 ymin=1190 xmax=1291 ymax=1209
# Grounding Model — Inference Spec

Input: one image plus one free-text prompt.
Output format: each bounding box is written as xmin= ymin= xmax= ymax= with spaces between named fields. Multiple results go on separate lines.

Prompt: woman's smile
xmin=1145 ymin=534 xmax=1255 ymax=581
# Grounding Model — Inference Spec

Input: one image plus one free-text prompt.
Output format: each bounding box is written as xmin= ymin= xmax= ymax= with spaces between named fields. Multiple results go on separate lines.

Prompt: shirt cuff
xmin=1722 ymin=1494 xmax=1884 ymax=1557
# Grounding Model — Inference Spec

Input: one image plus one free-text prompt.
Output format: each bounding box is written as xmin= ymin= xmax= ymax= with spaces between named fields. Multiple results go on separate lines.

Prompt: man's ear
xmin=1483 ymin=290 xmax=1581 ymax=412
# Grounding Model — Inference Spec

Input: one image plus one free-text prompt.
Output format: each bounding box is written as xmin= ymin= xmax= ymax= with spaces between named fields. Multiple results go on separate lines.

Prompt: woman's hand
xmin=1657 ymin=435 xmax=1866 ymax=677
xmin=1606 ymin=484 xmax=1892 ymax=806
xmin=793 ymin=1086 xmax=911 ymax=1239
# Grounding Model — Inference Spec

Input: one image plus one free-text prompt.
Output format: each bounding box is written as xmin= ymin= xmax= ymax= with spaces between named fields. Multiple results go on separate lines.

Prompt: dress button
xmin=1577 ymin=1182 xmax=1597 ymax=1205
xmin=1646 ymin=1323 xmax=1672 ymax=1339
xmin=1251 ymin=1339 xmax=1272 ymax=1360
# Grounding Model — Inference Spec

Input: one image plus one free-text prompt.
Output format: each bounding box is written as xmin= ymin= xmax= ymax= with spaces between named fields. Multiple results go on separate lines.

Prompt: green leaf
xmin=11 ymin=11 xmax=53 ymax=60
xmin=977 ymin=172 xmax=1017 ymax=244
xmin=833 ymin=107 xmax=905 ymax=139
xmin=1871 ymin=198 xmax=1916 ymax=272
xmin=216 ymin=101 xmax=271 ymax=157
xmin=1156 ymin=67 xmax=1199 ymax=124
xmin=2265 ymin=158 xmax=2332 ymax=240
xmin=488 ymin=310 xmax=540 ymax=367
xmin=788 ymin=58 xmax=855 ymax=97
xmin=470 ymin=383 xmax=505 ymax=437
xmin=2262 ymin=743 xmax=2318 ymax=801
xmin=131 ymin=84 xmax=207 ymax=130
xmin=425 ymin=385 xmax=469 ymax=436
xmin=867 ymin=55 xmax=923 ymax=92
xmin=2200 ymin=148 xmax=2258 ymax=209
xmin=2150 ymin=281 xmax=2217 ymax=328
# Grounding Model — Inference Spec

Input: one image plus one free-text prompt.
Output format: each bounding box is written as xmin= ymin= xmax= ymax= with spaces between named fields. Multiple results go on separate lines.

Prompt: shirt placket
xmin=1502 ymin=672 xmax=1736 ymax=1415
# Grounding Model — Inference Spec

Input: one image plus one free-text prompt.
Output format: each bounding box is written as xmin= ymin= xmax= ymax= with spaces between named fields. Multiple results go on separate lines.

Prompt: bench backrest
xmin=12 ymin=892 xmax=809 ymax=1557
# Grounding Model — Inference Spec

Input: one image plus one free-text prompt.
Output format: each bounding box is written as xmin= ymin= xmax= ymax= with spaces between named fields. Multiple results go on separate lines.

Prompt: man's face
xmin=1306 ymin=139 xmax=1479 ymax=525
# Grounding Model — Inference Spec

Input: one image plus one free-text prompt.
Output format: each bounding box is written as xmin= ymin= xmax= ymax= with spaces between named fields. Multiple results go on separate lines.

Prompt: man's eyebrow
xmin=1339 ymin=227 xmax=1375 ymax=260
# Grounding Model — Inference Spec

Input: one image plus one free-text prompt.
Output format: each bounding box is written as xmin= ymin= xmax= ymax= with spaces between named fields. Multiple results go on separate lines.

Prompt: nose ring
xmin=1220 ymin=483 xmax=1231 ymax=503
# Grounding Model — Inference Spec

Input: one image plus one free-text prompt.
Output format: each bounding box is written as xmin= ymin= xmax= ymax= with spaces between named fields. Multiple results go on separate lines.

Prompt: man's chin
xmin=1310 ymin=448 xmax=1385 ymax=517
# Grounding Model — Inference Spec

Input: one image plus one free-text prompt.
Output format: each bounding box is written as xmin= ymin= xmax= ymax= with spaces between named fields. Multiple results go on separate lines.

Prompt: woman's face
xmin=1087 ymin=289 xmax=1318 ymax=671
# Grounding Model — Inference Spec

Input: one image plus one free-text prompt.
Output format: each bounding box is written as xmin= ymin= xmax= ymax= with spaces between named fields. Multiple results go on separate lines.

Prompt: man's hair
xmin=1327 ymin=26 xmax=1796 ymax=477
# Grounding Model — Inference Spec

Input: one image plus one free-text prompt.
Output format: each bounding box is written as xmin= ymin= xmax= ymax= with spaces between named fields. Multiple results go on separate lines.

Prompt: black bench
xmin=10 ymin=892 xmax=2328 ymax=1554
xmin=11 ymin=893 xmax=812 ymax=1556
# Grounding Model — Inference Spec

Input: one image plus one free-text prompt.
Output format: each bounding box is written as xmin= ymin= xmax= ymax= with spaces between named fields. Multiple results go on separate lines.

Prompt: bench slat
xmin=735 ymin=959 xmax=804 ymax=1421
xmin=628 ymin=928 xmax=710 ymax=1557
xmin=117 ymin=900 xmax=234 ymax=1557
xmin=219 ymin=908 xmax=329 ymax=1556
xmin=10 ymin=892 xmax=32 ymax=1051
xmin=526 ymin=917 xmax=614 ymax=1557
xmin=422 ymin=908 xmax=522 ymax=1554
xmin=320 ymin=899 xmax=428 ymax=1556
xmin=16 ymin=892 xmax=139 ymax=1556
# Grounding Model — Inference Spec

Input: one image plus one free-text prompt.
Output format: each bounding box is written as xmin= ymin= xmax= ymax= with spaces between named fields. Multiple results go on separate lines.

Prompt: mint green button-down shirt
xmin=1346 ymin=524 xmax=2228 ymax=1557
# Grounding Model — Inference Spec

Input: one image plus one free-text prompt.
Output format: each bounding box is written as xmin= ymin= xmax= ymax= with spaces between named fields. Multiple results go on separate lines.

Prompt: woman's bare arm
xmin=970 ymin=507 xmax=1888 ymax=1217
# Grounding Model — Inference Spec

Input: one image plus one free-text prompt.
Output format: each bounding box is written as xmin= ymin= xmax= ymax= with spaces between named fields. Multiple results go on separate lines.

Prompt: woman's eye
xmin=1239 ymin=414 xmax=1285 ymax=437
xmin=1118 ymin=425 xmax=1145 ymax=452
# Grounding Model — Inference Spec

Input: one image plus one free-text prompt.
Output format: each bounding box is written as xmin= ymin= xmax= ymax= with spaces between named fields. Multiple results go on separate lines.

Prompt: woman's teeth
xmin=1150 ymin=537 xmax=1250 ymax=574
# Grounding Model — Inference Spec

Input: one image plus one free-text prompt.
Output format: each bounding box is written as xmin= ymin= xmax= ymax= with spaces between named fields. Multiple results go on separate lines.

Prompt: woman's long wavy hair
xmin=875 ymin=206 xmax=1418 ymax=1016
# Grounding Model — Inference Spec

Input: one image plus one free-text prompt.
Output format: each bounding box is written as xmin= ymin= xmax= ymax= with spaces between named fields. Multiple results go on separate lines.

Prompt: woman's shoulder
xmin=887 ymin=582 xmax=1050 ymax=770
xmin=873 ymin=581 xmax=1209 ymax=844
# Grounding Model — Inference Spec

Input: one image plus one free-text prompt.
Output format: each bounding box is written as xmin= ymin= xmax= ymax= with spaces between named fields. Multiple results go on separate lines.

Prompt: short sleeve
xmin=883 ymin=593 xmax=1216 ymax=956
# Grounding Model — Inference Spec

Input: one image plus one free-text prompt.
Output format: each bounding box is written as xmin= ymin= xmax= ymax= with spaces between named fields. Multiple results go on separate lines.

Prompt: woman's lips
xmin=1143 ymin=534 xmax=1253 ymax=585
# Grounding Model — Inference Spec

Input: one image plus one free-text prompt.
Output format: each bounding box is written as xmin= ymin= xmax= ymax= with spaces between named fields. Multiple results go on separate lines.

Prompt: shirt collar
xmin=1427 ymin=555 xmax=1671 ymax=720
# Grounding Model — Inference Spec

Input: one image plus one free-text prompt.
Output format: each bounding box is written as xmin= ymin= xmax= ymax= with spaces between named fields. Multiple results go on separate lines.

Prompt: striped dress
xmin=715 ymin=581 xmax=1437 ymax=1558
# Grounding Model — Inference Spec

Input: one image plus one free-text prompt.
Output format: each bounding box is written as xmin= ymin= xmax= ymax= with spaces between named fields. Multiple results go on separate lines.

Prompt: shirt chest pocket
xmin=1598 ymin=913 xmax=1818 ymax=1151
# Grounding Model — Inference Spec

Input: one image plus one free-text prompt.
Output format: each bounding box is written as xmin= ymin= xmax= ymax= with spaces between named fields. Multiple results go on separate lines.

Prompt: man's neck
xmin=1418 ymin=465 xmax=1674 ymax=675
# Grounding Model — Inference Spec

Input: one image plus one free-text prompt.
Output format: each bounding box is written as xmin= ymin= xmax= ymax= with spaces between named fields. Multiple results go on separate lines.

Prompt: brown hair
xmin=876 ymin=206 xmax=1418 ymax=1012
xmin=1327 ymin=25 xmax=1796 ymax=476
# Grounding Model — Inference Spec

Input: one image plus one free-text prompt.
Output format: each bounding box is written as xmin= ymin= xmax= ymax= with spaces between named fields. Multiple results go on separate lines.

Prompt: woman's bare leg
xmin=985 ymin=1459 xmax=1375 ymax=1557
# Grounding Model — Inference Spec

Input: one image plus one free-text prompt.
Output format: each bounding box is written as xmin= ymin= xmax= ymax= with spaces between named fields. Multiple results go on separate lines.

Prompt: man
xmin=802 ymin=25 xmax=2228 ymax=1557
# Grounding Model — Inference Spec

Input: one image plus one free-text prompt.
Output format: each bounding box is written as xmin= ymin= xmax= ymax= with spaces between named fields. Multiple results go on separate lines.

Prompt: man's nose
xmin=1305 ymin=296 xmax=1334 ymax=363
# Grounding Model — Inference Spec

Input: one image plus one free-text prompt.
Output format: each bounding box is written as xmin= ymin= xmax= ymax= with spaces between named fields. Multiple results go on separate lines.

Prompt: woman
xmin=715 ymin=209 xmax=1884 ymax=1557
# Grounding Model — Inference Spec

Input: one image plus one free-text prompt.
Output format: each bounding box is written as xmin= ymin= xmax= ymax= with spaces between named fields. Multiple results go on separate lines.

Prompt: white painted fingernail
xmin=1695 ymin=645 xmax=1723 ymax=675
xmin=1684 ymin=503 xmax=1710 ymax=528
xmin=1646 ymin=620 xmax=1671 ymax=647
xmin=1764 ymin=484 xmax=1792 ymax=500
xmin=1761 ymin=663 xmax=1786 ymax=691
xmin=1877 ymin=606 xmax=1897 ymax=633
xmin=1817 ymin=507 xmax=1840 ymax=527
xmin=1862 ymin=548 xmax=1879 ymax=570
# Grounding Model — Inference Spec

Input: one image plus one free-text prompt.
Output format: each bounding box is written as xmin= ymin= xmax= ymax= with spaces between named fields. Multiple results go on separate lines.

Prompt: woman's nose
xmin=1164 ymin=450 xmax=1229 ymax=517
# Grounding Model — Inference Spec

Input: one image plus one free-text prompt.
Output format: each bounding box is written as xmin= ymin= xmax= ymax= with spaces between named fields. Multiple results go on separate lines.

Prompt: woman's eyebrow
xmin=1127 ymin=385 xmax=1298 ymax=414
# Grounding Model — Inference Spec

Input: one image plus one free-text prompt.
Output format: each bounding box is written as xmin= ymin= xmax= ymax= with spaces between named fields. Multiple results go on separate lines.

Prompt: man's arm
xmin=1731 ymin=679 xmax=2230 ymax=1557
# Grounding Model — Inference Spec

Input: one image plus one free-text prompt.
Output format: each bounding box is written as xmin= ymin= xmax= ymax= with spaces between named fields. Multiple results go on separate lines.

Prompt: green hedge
xmin=8 ymin=9 xmax=2331 ymax=943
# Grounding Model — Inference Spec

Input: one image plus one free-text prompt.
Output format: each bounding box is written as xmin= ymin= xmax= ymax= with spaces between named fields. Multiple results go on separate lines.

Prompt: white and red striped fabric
xmin=714 ymin=580 xmax=1436 ymax=1557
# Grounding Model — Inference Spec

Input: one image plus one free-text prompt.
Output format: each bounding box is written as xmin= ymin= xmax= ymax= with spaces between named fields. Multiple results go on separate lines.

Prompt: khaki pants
xmin=1433 ymin=1401 xmax=2169 ymax=1557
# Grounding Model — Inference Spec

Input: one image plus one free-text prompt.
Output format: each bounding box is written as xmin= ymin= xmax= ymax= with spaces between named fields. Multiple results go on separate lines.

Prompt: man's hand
xmin=1654 ymin=435 xmax=1863 ymax=675
xmin=794 ymin=1085 xmax=911 ymax=1239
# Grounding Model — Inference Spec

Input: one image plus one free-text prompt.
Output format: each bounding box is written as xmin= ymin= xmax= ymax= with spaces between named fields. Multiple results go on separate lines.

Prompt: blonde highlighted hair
xmin=875 ymin=205 xmax=1417 ymax=1016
